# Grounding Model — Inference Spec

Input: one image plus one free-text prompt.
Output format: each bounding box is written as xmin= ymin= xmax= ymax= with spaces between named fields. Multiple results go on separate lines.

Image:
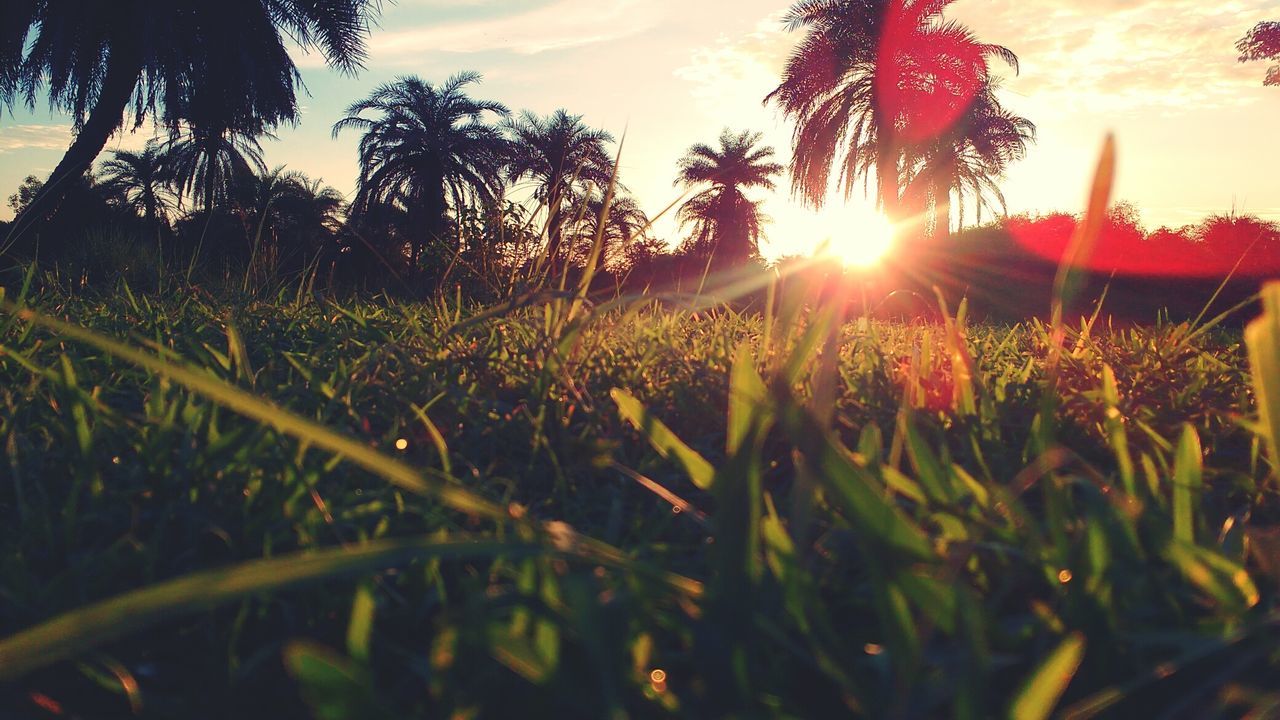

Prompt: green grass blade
xmin=1010 ymin=632 xmax=1086 ymax=720
xmin=1 ymin=302 xmax=507 ymax=521
xmin=1173 ymin=424 xmax=1203 ymax=543
xmin=1247 ymin=282 xmax=1280 ymax=474
xmin=611 ymin=388 xmax=715 ymax=490
xmin=0 ymin=537 xmax=540 ymax=681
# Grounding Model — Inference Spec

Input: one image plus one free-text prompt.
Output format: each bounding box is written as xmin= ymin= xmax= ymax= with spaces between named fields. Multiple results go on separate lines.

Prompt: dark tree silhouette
xmin=1 ymin=0 xmax=379 ymax=237
xmin=161 ymin=125 xmax=266 ymax=213
xmin=902 ymin=82 xmax=1035 ymax=239
xmin=767 ymin=0 xmax=1018 ymax=221
xmin=334 ymin=73 xmax=510 ymax=271
xmin=1238 ymin=21 xmax=1280 ymax=86
xmin=98 ymin=141 xmax=176 ymax=245
xmin=240 ymin=167 xmax=346 ymax=279
xmin=675 ymin=129 xmax=783 ymax=267
xmin=566 ymin=191 xmax=651 ymax=269
xmin=504 ymin=110 xmax=616 ymax=266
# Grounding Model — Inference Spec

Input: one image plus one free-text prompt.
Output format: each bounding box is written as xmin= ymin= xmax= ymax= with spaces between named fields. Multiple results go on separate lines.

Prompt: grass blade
xmin=1010 ymin=632 xmax=1086 ymax=720
xmin=1 ymin=301 xmax=507 ymax=521
xmin=0 ymin=537 xmax=540 ymax=681
xmin=611 ymin=388 xmax=715 ymax=490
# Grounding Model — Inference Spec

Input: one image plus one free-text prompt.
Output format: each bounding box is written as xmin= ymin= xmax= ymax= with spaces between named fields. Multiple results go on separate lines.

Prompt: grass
xmin=3 ymin=145 xmax=1280 ymax=718
xmin=0 ymin=272 xmax=1278 ymax=718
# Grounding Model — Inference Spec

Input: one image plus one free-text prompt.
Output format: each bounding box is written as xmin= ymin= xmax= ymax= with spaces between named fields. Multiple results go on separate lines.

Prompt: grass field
xmin=2 ymin=272 xmax=1280 ymax=719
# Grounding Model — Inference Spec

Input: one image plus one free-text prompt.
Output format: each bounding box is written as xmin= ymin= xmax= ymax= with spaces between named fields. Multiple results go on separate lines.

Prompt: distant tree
xmin=674 ymin=129 xmax=783 ymax=267
xmin=7 ymin=176 xmax=46 ymax=217
xmin=161 ymin=125 xmax=266 ymax=213
xmin=1238 ymin=21 xmax=1280 ymax=86
xmin=902 ymin=83 xmax=1036 ymax=240
xmin=2 ymin=1 xmax=380 ymax=236
xmin=278 ymin=176 xmax=347 ymax=250
xmin=767 ymin=0 xmax=1019 ymax=221
xmin=3 ymin=170 xmax=121 ymax=269
xmin=566 ymin=192 xmax=652 ymax=269
xmin=98 ymin=141 xmax=176 ymax=245
xmin=239 ymin=168 xmax=346 ymax=280
xmin=333 ymin=73 xmax=510 ymax=272
xmin=504 ymin=110 xmax=617 ymax=266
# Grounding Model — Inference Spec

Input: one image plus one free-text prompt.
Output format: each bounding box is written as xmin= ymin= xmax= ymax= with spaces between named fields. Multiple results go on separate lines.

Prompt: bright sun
xmin=825 ymin=212 xmax=897 ymax=268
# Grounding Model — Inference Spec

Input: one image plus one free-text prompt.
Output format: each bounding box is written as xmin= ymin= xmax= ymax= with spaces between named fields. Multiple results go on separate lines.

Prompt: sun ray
xmin=820 ymin=211 xmax=897 ymax=268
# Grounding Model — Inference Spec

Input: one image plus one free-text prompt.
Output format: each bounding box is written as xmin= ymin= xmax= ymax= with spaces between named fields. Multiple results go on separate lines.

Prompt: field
xmin=2 ymin=273 xmax=1279 ymax=719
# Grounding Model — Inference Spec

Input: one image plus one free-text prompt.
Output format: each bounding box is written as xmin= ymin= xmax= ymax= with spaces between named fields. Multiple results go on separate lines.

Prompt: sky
xmin=1 ymin=0 xmax=1278 ymax=261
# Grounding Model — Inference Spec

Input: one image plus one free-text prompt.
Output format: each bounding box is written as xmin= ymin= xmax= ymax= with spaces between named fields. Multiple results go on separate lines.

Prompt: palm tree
xmin=902 ymin=83 xmax=1035 ymax=239
xmin=566 ymin=191 xmax=651 ymax=268
xmin=1238 ymin=21 xmax=1280 ymax=86
xmin=504 ymin=110 xmax=617 ymax=265
xmin=98 ymin=141 xmax=177 ymax=244
xmin=161 ymin=125 xmax=266 ymax=213
xmin=674 ymin=129 xmax=783 ymax=267
xmin=1 ymin=0 xmax=379 ymax=236
xmin=333 ymin=73 xmax=510 ymax=270
xmin=278 ymin=176 xmax=347 ymax=246
xmin=766 ymin=0 xmax=1018 ymax=221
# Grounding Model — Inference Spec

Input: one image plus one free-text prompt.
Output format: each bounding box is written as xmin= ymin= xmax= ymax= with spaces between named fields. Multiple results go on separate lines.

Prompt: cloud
xmin=0 ymin=124 xmax=72 ymax=153
xmin=294 ymin=0 xmax=665 ymax=67
xmin=674 ymin=13 xmax=790 ymax=115
xmin=0 ymin=123 xmax=158 ymax=156
xmin=952 ymin=0 xmax=1276 ymax=111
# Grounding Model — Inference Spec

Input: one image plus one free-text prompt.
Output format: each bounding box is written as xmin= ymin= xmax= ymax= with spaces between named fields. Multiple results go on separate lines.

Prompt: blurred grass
xmin=2 ymin=141 xmax=1279 ymax=718
xmin=0 ymin=273 xmax=1277 ymax=718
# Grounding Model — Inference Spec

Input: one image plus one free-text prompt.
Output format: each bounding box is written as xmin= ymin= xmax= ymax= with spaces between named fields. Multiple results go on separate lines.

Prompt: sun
xmin=827 ymin=212 xmax=897 ymax=268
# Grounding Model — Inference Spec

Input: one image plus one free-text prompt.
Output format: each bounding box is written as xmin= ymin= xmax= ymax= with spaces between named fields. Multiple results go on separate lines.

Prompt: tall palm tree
xmin=333 ymin=73 xmax=510 ymax=269
xmin=161 ymin=125 xmax=266 ymax=213
xmin=504 ymin=110 xmax=617 ymax=264
xmin=1238 ymin=21 xmax=1280 ymax=86
xmin=98 ymin=140 xmax=176 ymax=243
xmin=766 ymin=0 xmax=1018 ymax=221
xmin=674 ymin=129 xmax=783 ymax=266
xmin=1 ymin=0 xmax=379 ymax=236
xmin=902 ymin=83 xmax=1035 ymax=239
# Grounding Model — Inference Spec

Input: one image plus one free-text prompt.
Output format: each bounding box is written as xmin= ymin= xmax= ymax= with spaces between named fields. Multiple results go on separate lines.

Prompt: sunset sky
xmin=2 ymin=0 xmax=1277 ymax=260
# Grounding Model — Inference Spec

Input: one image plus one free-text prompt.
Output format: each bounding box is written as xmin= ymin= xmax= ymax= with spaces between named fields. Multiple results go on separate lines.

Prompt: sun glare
xmin=826 ymin=212 xmax=897 ymax=268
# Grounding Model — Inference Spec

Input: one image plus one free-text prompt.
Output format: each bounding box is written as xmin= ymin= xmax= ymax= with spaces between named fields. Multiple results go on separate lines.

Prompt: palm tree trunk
xmin=931 ymin=177 xmax=951 ymax=243
xmin=873 ymin=104 xmax=900 ymax=220
xmin=546 ymin=185 xmax=565 ymax=271
xmin=7 ymin=49 xmax=141 ymax=243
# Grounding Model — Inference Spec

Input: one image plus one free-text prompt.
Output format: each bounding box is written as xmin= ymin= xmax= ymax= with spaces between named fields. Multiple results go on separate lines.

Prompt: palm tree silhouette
xmin=767 ymin=0 xmax=1018 ymax=222
xmin=1238 ymin=21 xmax=1280 ymax=86
xmin=333 ymin=73 xmax=510 ymax=271
xmin=567 ymin=191 xmax=651 ymax=268
xmin=98 ymin=141 xmax=177 ymax=246
xmin=161 ymin=125 xmax=266 ymax=214
xmin=674 ymin=129 xmax=783 ymax=267
xmin=902 ymin=83 xmax=1035 ymax=240
xmin=1 ymin=0 xmax=379 ymax=236
xmin=503 ymin=110 xmax=617 ymax=267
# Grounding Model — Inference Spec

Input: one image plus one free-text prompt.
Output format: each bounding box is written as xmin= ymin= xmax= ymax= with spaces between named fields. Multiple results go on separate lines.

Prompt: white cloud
xmin=0 ymin=122 xmax=159 ymax=155
xmin=674 ymin=13 xmax=789 ymax=114
xmin=952 ymin=0 xmax=1276 ymax=112
xmin=292 ymin=0 xmax=666 ymax=67
xmin=0 ymin=124 xmax=72 ymax=153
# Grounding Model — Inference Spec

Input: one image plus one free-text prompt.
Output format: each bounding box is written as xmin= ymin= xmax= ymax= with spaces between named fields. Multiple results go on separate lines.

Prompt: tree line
xmin=2 ymin=1 xmax=1275 ymax=295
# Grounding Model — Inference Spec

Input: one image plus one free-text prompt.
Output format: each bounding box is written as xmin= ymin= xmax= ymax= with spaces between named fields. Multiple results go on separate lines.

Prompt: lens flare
xmin=824 ymin=212 xmax=897 ymax=268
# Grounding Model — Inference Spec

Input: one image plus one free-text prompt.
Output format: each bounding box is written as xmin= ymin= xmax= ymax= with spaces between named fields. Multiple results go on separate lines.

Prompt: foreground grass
xmin=1 ymin=282 xmax=1278 ymax=719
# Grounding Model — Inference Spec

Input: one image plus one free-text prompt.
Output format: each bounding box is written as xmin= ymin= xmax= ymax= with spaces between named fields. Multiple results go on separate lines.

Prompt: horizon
xmin=2 ymin=0 xmax=1278 ymax=261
